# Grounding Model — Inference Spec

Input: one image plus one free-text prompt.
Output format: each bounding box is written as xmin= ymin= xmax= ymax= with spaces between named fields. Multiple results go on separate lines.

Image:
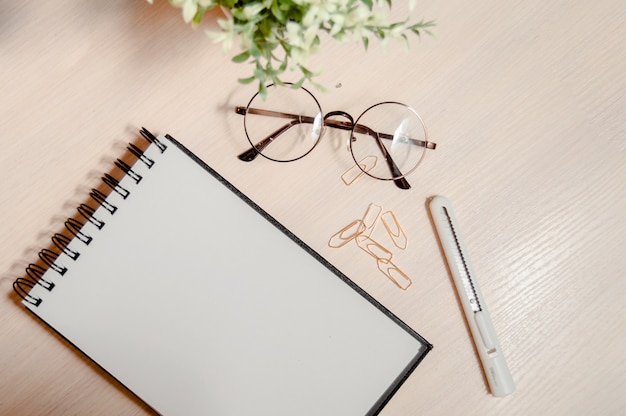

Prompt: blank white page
xmin=24 ymin=133 xmax=430 ymax=416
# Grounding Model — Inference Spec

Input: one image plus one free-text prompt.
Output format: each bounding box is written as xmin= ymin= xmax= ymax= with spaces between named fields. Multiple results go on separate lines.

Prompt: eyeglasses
xmin=235 ymin=83 xmax=436 ymax=189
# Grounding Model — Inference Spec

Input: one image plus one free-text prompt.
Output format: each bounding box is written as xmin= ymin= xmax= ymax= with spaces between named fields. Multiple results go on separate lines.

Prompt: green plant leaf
xmin=238 ymin=75 xmax=257 ymax=84
xmin=292 ymin=78 xmax=305 ymax=89
xmin=258 ymin=82 xmax=268 ymax=100
xmin=270 ymin=1 xmax=285 ymax=23
xmin=162 ymin=0 xmax=436 ymax=94
xmin=231 ymin=50 xmax=251 ymax=63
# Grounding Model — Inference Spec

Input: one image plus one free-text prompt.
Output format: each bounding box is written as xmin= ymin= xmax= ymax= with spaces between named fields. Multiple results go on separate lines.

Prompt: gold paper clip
xmin=328 ymin=220 xmax=365 ymax=248
xmin=355 ymin=235 xmax=393 ymax=262
xmin=377 ymin=259 xmax=412 ymax=290
xmin=341 ymin=156 xmax=378 ymax=186
xmin=381 ymin=210 xmax=408 ymax=250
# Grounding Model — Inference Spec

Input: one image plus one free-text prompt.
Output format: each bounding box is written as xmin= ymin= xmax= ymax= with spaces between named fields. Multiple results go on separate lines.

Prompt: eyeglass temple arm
xmin=351 ymin=124 xmax=411 ymax=189
xmin=235 ymin=107 xmax=318 ymax=161
xmin=352 ymin=124 xmax=437 ymax=150
xmin=237 ymin=120 xmax=302 ymax=161
xmin=323 ymin=114 xmax=410 ymax=190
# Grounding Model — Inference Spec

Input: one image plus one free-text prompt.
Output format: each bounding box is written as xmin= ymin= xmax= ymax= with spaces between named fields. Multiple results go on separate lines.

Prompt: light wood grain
xmin=1 ymin=1 xmax=625 ymax=415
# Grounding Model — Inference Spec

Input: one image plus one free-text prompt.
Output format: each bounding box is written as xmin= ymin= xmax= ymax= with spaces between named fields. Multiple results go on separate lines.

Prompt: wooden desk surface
xmin=1 ymin=1 xmax=624 ymax=415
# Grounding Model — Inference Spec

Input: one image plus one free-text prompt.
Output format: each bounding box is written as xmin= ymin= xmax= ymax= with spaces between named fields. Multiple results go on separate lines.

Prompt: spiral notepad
xmin=13 ymin=129 xmax=431 ymax=416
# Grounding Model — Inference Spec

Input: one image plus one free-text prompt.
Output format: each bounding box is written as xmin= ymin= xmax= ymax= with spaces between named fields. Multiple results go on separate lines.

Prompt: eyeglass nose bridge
xmin=322 ymin=110 xmax=355 ymax=152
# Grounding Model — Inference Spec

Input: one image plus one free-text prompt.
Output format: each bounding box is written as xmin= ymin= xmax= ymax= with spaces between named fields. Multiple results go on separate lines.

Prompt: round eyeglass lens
xmin=349 ymin=102 xmax=428 ymax=180
xmin=243 ymin=84 xmax=323 ymax=162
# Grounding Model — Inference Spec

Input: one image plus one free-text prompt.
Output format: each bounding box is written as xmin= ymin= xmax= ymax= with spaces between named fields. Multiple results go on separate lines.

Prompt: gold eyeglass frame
xmin=235 ymin=83 xmax=436 ymax=190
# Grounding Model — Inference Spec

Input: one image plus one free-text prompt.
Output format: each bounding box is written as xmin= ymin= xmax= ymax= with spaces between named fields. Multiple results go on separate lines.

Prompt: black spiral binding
xmin=12 ymin=128 xmax=166 ymax=306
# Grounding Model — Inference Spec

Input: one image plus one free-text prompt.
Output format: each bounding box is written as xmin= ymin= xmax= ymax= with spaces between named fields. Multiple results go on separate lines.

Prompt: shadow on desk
xmin=4 ymin=286 xmax=157 ymax=415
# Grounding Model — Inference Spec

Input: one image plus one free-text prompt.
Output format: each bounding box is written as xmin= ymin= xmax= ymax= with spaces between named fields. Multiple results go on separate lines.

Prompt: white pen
xmin=429 ymin=196 xmax=515 ymax=397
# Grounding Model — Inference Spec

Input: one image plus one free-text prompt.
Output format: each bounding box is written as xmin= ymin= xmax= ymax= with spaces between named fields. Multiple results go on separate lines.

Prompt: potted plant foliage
xmin=148 ymin=0 xmax=434 ymax=95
